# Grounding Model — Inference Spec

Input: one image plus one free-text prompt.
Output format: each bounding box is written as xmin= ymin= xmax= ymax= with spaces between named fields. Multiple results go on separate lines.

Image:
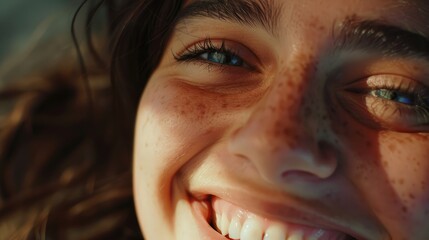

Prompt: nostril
xmin=274 ymin=146 xmax=338 ymax=181
xmin=281 ymin=170 xmax=323 ymax=180
xmin=280 ymin=165 xmax=336 ymax=181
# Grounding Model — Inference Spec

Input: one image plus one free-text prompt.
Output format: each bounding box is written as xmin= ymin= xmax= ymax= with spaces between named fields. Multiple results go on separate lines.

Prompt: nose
xmin=228 ymin=67 xmax=338 ymax=186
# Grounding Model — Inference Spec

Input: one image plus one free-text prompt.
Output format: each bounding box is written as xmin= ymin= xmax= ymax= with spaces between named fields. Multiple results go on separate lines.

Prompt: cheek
xmin=372 ymin=134 xmax=429 ymax=236
xmin=376 ymin=134 xmax=429 ymax=214
xmin=134 ymin=82 xmax=219 ymax=179
xmin=133 ymin=79 xmax=249 ymax=184
xmin=336 ymin=125 xmax=429 ymax=234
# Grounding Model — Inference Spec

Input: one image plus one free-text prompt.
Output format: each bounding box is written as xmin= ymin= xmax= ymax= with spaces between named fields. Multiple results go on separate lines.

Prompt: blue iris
xmin=372 ymin=89 xmax=414 ymax=105
xmin=200 ymin=51 xmax=243 ymax=66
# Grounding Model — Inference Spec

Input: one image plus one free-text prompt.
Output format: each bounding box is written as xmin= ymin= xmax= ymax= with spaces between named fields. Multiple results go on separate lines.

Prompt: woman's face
xmin=133 ymin=0 xmax=429 ymax=239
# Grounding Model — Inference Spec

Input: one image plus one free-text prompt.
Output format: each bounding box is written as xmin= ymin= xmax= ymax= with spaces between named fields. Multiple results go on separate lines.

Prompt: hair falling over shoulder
xmin=0 ymin=0 xmax=183 ymax=239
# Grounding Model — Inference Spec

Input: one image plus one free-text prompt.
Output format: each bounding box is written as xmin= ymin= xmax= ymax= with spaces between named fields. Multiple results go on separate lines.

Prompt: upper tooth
xmin=229 ymin=216 xmax=242 ymax=239
xmin=220 ymin=214 xmax=230 ymax=236
xmin=215 ymin=214 xmax=221 ymax=232
xmin=263 ymin=224 xmax=287 ymax=240
xmin=240 ymin=218 xmax=263 ymax=240
xmin=287 ymin=230 xmax=304 ymax=240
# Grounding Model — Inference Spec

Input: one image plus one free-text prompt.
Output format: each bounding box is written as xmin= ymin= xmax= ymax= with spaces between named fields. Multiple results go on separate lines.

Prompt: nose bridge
xmin=253 ymin=62 xmax=315 ymax=149
xmin=228 ymin=59 xmax=338 ymax=185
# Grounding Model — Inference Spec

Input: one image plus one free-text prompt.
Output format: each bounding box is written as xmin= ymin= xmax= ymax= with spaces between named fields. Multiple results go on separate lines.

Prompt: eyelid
xmin=343 ymin=74 xmax=425 ymax=95
xmin=335 ymin=57 xmax=429 ymax=88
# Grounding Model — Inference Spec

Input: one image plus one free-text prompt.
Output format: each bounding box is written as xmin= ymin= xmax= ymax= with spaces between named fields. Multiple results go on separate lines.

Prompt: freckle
xmin=388 ymin=144 xmax=396 ymax=152
xmin=382 ymin=160 xmax=388 ymax=167
xmin=399 ymin=179 xmax=404 ymax=185
xmin=278 ymin=82 xmax=283 ymax=87
xmin=222 ymin=103 xmax=228 ymax=108
xmin=402 ymin=206 xmax=408 ymax=213
xmin=180 ymin=110 xmax=186 ymax=115
xmin=409 ymin=193 xmax=415 ymax=199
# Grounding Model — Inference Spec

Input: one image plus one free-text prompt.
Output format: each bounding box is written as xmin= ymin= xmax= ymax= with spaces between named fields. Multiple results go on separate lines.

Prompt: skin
xmin=133 ymin=0 xmax=429 ymax=239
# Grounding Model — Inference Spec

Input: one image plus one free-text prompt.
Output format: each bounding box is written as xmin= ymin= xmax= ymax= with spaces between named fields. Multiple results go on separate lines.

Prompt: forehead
xmin=179 ymin=0 xmax=429 ymax=44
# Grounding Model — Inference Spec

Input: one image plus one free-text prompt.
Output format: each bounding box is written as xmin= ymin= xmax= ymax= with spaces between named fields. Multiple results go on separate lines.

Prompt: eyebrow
xmin=175 ymin=1 xmax=429 ymax=60
xmin=334 ymin=18 xmax=429 ymax=60
xmin=175 ymin=0 xmax=282 ymax=36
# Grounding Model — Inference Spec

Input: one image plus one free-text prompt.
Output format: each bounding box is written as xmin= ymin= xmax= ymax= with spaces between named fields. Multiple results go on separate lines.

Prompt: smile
xmin=193 ymin=195 xmax=359 ymax=240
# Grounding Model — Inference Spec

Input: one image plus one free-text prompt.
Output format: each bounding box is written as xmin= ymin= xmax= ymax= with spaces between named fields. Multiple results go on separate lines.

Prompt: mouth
xmin=192 ymin=195 xmax=359 ymax=240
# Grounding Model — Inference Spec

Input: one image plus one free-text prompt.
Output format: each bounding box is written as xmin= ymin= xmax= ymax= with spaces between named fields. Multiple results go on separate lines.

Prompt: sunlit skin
xmin=133 ymin=0 xmax=429 ymax=239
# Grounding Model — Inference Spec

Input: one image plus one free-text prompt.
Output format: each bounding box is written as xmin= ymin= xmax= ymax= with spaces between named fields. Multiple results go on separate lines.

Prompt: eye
xmin=338 ymin=74 xmax=429 ymax=132
xmin=174 ymin=38 xmax=252 ymax=69
xmin=370 ymin=89 xmax=415 ymax=105
xmin=200 ymin=51 xmax=244 ymax=66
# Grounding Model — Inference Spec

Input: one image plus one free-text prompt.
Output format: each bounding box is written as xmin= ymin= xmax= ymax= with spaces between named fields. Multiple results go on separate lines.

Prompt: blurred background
xmin=0 ymin=0 xmax=83 ymax=84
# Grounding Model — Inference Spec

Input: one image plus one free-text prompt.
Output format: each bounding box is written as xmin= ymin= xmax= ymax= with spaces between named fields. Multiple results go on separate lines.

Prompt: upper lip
xmin=190 ymin=187 xmax=385 ymax=240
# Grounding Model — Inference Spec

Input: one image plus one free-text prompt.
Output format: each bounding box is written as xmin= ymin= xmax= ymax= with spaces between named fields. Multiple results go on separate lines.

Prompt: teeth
xmin=220 ymin=214 xmax=230 ymax=236
xmin=241 ymin=218 xmax=263 ymax=240
xmin=263 ymin=224 xmax=287 ymax=240
xmin=215 ymin=214 xmax=221 ymax=232
xmin=211 ymin=199 xmax=348 ymax=240
xmin=228 ymin=216 xmax=242 ymax=239
xmin=287 ymin=230 xmax=304 ymax=240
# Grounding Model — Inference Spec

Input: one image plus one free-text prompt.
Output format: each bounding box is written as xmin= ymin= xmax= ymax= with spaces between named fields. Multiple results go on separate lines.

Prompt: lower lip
xmin=191 ymin=198 xmax=227 ymax=240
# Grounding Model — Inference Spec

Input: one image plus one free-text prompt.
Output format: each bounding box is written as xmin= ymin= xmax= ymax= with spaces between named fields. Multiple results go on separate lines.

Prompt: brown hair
xmin=0 ymin=0 xmax=183 ymax=239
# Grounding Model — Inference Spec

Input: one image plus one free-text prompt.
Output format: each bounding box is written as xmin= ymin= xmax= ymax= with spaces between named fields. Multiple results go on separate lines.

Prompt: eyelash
xmin=174 ymin=38 xmax=246 ymax=68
